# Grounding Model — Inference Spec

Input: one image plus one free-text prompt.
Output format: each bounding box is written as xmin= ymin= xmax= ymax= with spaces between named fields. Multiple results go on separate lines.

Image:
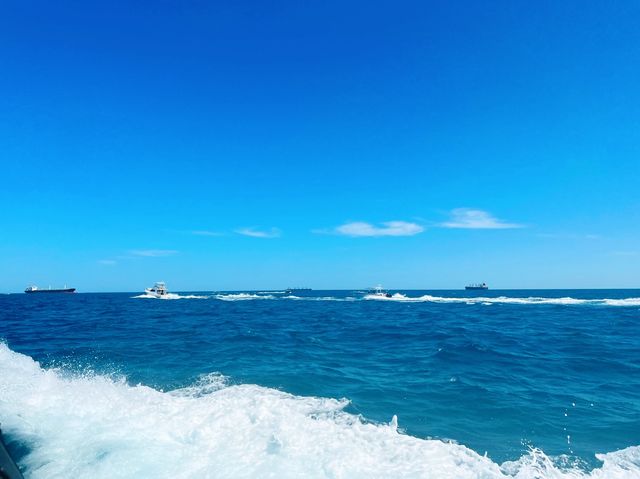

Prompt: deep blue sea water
xmin=1 ymin=289 xmax=639 ymax=478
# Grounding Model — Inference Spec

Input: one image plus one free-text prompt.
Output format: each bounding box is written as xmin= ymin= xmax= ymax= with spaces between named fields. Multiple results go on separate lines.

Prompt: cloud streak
xmin=610 ymin=251 xmax=638 ymax=257
xmin=331 ymin=221 xmax=424 ymax=237
xmin=235 ymin=227 xmax=281 ymax=238
xmin=129 ymin=249 xmax=179 ymax=257
xmin=441 ymin=208 xmax=522 ymax=229
xmin=191 ymin=230 xmax=224 ymax=237
xmin=537 ymin=233 xmax=600 ymax=240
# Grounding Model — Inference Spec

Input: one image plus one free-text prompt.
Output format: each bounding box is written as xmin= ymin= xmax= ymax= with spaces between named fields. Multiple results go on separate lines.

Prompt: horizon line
xmin=2 ymin=287 xmax=639 ymax=294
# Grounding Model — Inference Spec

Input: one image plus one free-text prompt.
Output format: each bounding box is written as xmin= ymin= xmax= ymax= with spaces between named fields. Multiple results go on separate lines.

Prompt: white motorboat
xmin=369 ymin=285 xmax=392 ymax=298
xmin=144 ymin=282 xmax=168 ymax=298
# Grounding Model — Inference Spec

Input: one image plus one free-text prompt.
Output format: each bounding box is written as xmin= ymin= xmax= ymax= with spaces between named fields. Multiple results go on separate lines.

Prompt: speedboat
xmin=145 ymin=282 xmax=168 ymax=298
xmin=370 ymin=285 xmax=392 ymax=298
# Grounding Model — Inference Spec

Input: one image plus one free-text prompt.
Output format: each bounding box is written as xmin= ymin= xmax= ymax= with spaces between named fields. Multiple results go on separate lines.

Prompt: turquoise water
xmin=1 ymin=289 xmax=639 ymax=478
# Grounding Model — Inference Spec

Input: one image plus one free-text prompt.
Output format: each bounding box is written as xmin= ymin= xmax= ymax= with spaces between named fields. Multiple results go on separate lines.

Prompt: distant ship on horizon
xmin=284 ymin=287 xmax=312 ymax=294
xmin=465 ymin=283 xmax=488 ymax=290
xmin=25 ymin=285 xmax=76 ymax=294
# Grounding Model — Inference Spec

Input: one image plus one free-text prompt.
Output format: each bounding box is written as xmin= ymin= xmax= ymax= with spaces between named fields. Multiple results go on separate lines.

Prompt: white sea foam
xmin=214 ymin=293 xmax=276 ymax=301
xmin=0 ymin=344 xmax=638 ymax=479
xmin=363 ymin=293 xmax=408 ymax=301
xmin=364 ymin=294 xmax=640 ymax=307
xmin=132 ymin=293 xmax=209 ymax=300
xmin=601 ymin=298 xmax=640 ymax=307
xmin=132 ymin=293 xmax=640 ymax=306
xmin=285 ymin=295 xmax=357 ymax=302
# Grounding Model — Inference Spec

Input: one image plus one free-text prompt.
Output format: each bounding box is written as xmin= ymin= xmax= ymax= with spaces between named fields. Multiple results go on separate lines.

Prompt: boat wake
xmin=363 ymin=294 xmax=640 ymax=306
xmin=214 ymin=293 xmax=276 ymax=301
xmin=131 ymin=293 xmax=209 ymax=300
xmin=0 ymin=343 xmax=637 ymax=479
xmin=284 ymin=295 xmax=358 ymax=301
xmin=130 ymin=292 xmax=640 ymax=306
xmin=363 ymin=293 xmax=407 ymax=301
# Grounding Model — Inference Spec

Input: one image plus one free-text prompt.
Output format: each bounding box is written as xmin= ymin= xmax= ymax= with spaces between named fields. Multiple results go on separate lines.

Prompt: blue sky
xmin=1 ymin=1 xmax=639 ymax=292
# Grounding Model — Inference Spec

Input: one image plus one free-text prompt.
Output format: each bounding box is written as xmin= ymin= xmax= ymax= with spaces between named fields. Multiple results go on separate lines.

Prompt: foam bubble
xmin=500 ymin=446 xmax=640 ymax=478
xmin=1 ymin=344 xmax=638 ymax=478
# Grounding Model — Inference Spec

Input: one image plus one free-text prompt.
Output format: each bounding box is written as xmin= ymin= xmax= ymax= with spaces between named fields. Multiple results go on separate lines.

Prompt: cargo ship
xmin=465 ymin=283 xmax=488 ymax=290
xmin=25 ymin=285 xmax=76 ymax=293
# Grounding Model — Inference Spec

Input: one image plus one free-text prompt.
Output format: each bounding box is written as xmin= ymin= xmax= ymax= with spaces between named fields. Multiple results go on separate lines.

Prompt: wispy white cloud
xmin=538 ymin=233 xmax=600 ymax=240
xmin=191 ymin=230 xmax=224 ymax=237
xmin=330 ymin=221 xmax=424 ymax=237
xmin=129 ymin=249 xmax=179 ymax=257
xmin=441 ymin=208 xmax=522 ymax=229
xmin=98 ymin=259 xmax=117 ymax=265
xmin=235 ymin=227 xmax=281 ymax=238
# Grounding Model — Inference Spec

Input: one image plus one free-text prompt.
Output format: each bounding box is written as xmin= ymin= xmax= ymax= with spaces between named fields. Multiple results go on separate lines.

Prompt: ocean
xmin=1 ymin=289 xmax=639 ymax=478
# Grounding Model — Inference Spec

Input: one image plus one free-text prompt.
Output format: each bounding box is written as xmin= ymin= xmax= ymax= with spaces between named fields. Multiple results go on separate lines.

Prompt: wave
xmin=214 ymin=293 xmax=276 ymax=301
xmin=131 ymin=293 xmax=209 ymax=300
xmin=363 ymin=293 xmax=410 ymax=301
xmin=601 ymin=298 xmax=640 ymax=307
xmin=130 ymin=292 xmax=640 ymax=306
xmin=0 ymin=343 xmax=638 ymax=478
xmin=284 ymin=295 xmax=357 ymax=302
xmin=364 ymin=294 xmax=640 ymax=307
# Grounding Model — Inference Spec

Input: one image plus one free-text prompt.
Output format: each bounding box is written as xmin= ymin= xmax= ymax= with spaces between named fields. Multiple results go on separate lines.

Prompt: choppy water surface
xmin=1 ymin=289 xmax=639 ymax=478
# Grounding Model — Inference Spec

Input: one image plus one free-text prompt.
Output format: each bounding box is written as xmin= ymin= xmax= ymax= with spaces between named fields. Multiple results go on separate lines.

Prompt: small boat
xmin=25 ymin=285 xmax=76 ymax=293
xmin=144 ymin=282 xmax=169 ymax=298
xmin=465 ymin=283 xmax=488 ymax=290
xmin=369 ymin=285 xmax=392 ymax=298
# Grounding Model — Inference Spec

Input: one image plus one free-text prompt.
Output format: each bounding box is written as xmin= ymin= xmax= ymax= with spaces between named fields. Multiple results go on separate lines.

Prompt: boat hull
xmin=465 ymin=286 xmax=488 ymax=290
xmin=144 ymin=287 xmax=168 ymax=298
xmin=25 ymin=288 xmax=76 ymax=294
xmin=0 ymin=427 xmax=24 ymax=479
xmin=145 ymin=292 xmax=165 ymax=298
